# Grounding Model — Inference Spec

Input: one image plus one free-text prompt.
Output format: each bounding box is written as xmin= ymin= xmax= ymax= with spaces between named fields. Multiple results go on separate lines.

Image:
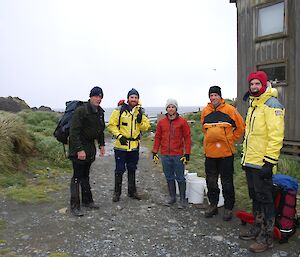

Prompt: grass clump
xmin=0 ymin=111 xmax=33 ymax=173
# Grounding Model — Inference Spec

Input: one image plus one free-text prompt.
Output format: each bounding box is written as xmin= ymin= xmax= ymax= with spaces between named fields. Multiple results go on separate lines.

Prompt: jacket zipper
xmin=242 ymin=106 xmax=256 ymax=164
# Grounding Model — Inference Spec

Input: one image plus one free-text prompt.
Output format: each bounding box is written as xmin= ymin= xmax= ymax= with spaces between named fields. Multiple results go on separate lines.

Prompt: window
xmin=257 ymin=1 xmax=286 ymax=38
xmin=257 ymin=63 xmax=287 ymax=86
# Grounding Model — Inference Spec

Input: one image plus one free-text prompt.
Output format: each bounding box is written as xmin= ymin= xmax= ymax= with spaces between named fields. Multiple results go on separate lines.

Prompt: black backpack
xmin=53 ymin=100 xmax=84 ymax=144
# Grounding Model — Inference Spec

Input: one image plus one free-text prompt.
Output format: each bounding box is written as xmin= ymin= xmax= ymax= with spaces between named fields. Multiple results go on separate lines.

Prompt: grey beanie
xmin=165 ymin=98 xmax=178 ymax=110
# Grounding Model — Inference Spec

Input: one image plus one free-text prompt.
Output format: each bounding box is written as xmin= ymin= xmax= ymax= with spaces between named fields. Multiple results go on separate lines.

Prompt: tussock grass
xmin=0 ymin=111 xmax=33 ymax=173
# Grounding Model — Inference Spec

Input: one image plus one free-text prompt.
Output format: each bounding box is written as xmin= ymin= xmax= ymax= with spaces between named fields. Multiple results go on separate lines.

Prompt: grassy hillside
xmin=0 ymin=110 xmax=70 ymax=203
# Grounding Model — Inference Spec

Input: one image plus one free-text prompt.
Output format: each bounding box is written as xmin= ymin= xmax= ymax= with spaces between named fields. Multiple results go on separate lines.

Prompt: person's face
xmin=166 ymin=104 xmax=177 ymax=116
xmin=90 ymin=95 xmax=102 ymax=107
xmin=209 ymin=93 xmax=221 ymax=106
xmin=128 ymin=95 xmax=139 ymax=107
xmin=249 ymin=79 xmax=262 ymax=94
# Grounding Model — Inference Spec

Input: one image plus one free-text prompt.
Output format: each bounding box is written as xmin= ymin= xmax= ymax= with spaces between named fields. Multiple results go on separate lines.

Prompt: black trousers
xmin=71 ymin=160 xmax=94 ymax=204
xmin=245 ymin=167 xmax=274 ymax=220
xmin=205 ymin=156 xmax=235 ymax=210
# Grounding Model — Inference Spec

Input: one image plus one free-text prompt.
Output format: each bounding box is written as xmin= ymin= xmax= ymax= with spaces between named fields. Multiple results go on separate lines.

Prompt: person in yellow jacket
xmin=239 ymin=71 xmax=285 ymax=253
xmin=201 ymin=86 xmax=245 ymax=221
xmin=108 ymin=88 xmax=150 ymax=202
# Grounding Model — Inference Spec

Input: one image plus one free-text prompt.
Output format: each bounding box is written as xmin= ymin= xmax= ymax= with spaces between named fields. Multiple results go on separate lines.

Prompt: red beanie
xmin=247 ymin=71 xmax=268 ymax=97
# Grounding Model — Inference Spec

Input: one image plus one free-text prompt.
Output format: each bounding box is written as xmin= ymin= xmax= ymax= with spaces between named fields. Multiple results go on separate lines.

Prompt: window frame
xmin=255 ymin=0 xmax=288 ymax=42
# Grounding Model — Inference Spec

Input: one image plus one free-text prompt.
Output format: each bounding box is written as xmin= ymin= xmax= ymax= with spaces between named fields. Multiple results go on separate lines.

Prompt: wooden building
xmin=230 ymin=0 xmax=300 ymax=159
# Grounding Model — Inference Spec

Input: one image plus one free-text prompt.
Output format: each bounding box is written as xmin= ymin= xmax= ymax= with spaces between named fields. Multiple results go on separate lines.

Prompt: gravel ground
xmin=0 ymin=138 xmax=300 ymax=257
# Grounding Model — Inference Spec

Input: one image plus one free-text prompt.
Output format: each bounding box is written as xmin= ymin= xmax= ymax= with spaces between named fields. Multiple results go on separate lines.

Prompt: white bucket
xmin=187 ymin=177 xmax=206 ymax=204
xmin=204 ymin=178 xmax=224 ymax=207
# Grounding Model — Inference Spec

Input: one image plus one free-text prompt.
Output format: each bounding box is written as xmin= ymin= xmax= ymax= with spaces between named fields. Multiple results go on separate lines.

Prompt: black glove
xmin=119 ymin=136 xmax=128 ymax=146
xmin=136 ymin=108 xmax=143 ymax=123
xmin=259 ymin=161 xmax=273 ymax=179
xmin=180 ymin=154 xmax=190 ymax=165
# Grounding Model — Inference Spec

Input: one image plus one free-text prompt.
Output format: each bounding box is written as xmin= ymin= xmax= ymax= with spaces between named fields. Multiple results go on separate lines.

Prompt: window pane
xmin=260 ymin=65 xmax=286 ymax=84
xmin=258 ymin=2 xmax=285 ymax=37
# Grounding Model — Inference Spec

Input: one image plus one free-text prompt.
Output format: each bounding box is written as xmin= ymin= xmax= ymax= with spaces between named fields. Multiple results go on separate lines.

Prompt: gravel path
xmin=0 ymin=138 xmax=299 ymax=257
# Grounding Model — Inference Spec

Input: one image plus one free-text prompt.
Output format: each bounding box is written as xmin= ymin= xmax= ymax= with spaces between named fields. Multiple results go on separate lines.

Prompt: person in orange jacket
xmin=201 ymin=86 xmax=245 ymax=221
xmin=152 ymin=99 xmax=191 ymax=208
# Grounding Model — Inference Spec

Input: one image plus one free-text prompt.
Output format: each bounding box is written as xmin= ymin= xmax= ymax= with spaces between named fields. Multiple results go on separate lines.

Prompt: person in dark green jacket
xmin=68 ymin=86 xmax=105 ymax=217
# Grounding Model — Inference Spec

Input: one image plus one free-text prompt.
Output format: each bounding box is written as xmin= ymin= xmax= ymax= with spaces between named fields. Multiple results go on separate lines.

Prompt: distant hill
xmin=0 ymin=96 xmax=53 ymax=112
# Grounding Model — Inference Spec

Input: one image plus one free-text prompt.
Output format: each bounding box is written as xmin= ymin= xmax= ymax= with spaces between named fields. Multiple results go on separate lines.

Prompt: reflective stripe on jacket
xmin=241 ymin=86 xmax=285 ymax=168
xmin=201 ymin=99 xmax=245 ymax=158
xmin=107 ymin=104 xmax=150 ymax=151
xmin=152 ymin=114 xmax=191 ymax=156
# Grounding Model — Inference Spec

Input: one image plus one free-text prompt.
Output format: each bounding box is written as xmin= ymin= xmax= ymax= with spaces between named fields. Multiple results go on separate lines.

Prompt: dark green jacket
xmin=68 ymin=101 xmax=105 ymax=162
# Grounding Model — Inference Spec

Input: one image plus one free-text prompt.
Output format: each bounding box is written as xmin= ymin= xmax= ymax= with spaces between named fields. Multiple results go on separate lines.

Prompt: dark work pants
xmin=205 ymin=156 xmax=235 ymax=210
xmin=245 ymin=167 xmax=274 ymax=220
xmin=72 ymin=160 xmax=94 ymax=204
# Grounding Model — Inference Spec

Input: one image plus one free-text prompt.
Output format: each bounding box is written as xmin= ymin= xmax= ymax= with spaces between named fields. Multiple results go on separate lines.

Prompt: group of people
xmin=66 ymin=71 xmax=285 ymax=253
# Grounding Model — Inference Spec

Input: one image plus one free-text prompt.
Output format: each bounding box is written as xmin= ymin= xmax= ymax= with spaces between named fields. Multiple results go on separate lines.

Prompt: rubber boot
xmin=81 ymin=177 xmax=99 ymax=209
xmin=249 ymin=218 xmax=274 ymax=253
xmin=178 ymin=182 xmax=187 ymax=209
xmin=165 ymin=180 xmax=176 ymax=206
xmin=239 ymin=211 xmax=263 ymax=240
xmin=70 ymin=178 xmax=84 ymax=217
xmin=112 ymin=173 xmax=123 ymax=202
xmin=128 ymin=171 xmax=141 ymax=200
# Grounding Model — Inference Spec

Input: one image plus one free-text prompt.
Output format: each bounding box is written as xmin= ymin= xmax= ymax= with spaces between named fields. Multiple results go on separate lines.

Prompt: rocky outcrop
xmin=0 ymin=96 xmax=53 ymax=112
xmin=0 ymin=96 xmax=30 ymax=112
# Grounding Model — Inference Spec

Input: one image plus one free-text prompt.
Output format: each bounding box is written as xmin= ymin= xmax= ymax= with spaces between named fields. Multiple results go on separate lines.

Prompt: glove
xmin=180 ymin=154 xmax=190 ymax=165
xmin=136 ymin=108 xmax=143 ymax=123
xmin=259 ymin=161 xmax=273 ymax=179
xmin=152 ymin=152 xmax=160 ymax=164
xmin=119 ymin=136 xmax=128 ymax=146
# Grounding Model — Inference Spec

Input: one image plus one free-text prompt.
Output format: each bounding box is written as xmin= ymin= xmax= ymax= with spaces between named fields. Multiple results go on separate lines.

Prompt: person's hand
xmin=259 ymin=161 xmax=273 ymax=179
xmin=119 ymin=136 xmax=128 ymax=146
xmin=180 ymin=154 xmax=190 ymax=165
xmin=137 ymin=108 xmax=143 ymax=123
xmin=77 ymin=150 xmax=86 ymax=160
xmin=153 ymin=152 xmax=160 ymax=164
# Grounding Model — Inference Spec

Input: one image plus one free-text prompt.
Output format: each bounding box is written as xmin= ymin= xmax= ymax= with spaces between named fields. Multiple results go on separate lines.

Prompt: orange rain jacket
xmin=201 ymin=99 xmax=245 ymax=158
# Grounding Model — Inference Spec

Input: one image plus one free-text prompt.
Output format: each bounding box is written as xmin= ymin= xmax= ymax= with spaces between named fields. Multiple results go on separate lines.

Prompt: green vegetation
xmin=0 ymin=110 xmax=71 ymax=203
xmin=47 ymin=253 xmax=71 ymax=257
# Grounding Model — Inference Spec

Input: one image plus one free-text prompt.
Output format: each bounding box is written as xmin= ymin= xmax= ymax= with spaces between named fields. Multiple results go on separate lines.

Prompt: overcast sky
xmin=0 ymin=0 xmax=237 ymax=109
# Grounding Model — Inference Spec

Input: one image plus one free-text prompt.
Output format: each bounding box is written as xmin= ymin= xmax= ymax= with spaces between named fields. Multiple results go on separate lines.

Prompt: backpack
xmin=273 ymin=174 xmax=299 ymax=243
xmin=53 ymin=100 xmax=84 ymax=144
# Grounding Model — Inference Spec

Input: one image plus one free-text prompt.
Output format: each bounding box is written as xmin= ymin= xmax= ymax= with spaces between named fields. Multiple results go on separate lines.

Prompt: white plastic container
xmin=187 ymin=177 xmax=206 ymax=204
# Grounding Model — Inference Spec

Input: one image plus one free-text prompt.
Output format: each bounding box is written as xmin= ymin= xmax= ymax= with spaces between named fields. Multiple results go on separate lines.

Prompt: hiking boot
xmin=82 ymin=202 xmax=100 ymax=209
xmin=71 ymin=208 xmax=84 ymax=217
xmin=223 ymin=209 xmax=233 ymax=221
xmin=128 ymin=192 xmax=142 ymax=200
xmin=205 ymin=204 xmax=218 ymax=218
xmin=249 ymin=240 xmax=273 ymax=253
xmin=239 ymin=225 xmax=261 ymax=240
xmin=249 ymin=230 xmax=273 ymax=253
xmin=112 ymin=192 xmax=120 ymax=202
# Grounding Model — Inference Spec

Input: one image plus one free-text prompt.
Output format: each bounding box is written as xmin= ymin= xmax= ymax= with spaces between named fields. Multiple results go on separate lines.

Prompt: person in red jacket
xmin=201 ymin=86 xmax=245 ymax=221
xmin=152 ymin=99 xmax=191 ymax=208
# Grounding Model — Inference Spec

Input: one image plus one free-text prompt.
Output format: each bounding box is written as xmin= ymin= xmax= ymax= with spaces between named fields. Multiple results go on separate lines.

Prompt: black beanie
xmin=208 ymin=86 xmax=222 ymax=98
xmin=127 ymin=88 xmax=139 ymax=98
xmin=89 ymin=86 xmax=103 ymax=97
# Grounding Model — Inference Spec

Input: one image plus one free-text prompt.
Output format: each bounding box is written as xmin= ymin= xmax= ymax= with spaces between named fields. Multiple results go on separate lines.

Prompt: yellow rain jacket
xmin=108 ymin=103 xmax=150 ymax=151
xmin=241 ymin=86 xmax=285 ymax=169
